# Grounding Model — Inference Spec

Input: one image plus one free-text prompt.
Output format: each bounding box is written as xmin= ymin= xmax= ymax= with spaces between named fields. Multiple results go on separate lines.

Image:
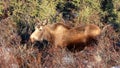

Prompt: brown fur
xmin=30 ymin=23 xmax=101 ymax=48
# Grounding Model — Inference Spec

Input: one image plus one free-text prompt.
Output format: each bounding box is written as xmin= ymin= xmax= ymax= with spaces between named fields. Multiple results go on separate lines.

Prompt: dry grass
xmin=0 ymin=18 xmax=120 ymax=68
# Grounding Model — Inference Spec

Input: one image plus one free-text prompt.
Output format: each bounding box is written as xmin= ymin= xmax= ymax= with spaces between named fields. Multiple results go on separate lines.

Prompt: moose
xmin=30 ymin=22 xmax=101 ymax=50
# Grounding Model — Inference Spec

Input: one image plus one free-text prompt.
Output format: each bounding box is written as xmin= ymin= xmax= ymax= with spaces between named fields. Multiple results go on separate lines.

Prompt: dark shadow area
xmin=56 ymin=1 xmax=79 ymax=23
xmin=67 ymin=43 xmax=86 ymax=53
xmin=116 ymin=33 xmax=120 ymax=47
xmin=33 ymin=40 xmax=50 ymax=51
xmin=17 ymin=21 xmax=35 ymax=44
xmin=116 ymin=42 xmax=120 ymax=47
xmin=114 ymin=41 xmax=120 ymax=52
xmin=100 ymin=0 xmax=114 ymax=12
xmin=33 ymin=41 xmax=44 ymax=51
xmin=20 ymin=33 xmax=30 ymax=44
xmin=67 ymin=38 xmax=98 ymax=53
xmin=100 ymin=0 xmax=115 ymax=23
xmin=100 ymin=0 xmax=120 ymax=31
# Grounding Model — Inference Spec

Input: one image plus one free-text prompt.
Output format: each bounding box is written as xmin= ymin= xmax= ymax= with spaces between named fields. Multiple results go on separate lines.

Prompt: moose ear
xmin=42 ymin=19 xmax=48 ymax=26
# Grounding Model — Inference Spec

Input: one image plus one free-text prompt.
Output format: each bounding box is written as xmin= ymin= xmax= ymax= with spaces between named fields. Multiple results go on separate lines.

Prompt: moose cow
xmin=30 ymin=23 xmax=101 ymax=49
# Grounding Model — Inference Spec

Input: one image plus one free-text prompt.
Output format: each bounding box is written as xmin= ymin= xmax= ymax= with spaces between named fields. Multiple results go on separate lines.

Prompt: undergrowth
xmin=0 ymin=0 xmax=120 ymax=68
xmin=0 ymin=17 xmax=120 ymax=68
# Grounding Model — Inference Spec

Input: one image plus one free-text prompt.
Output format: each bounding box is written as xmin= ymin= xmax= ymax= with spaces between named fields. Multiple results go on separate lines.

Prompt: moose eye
xmin=38 ymin=27 xmax=43 ymax=31
xmin=40 ymin=27 xmax=43 ymax=30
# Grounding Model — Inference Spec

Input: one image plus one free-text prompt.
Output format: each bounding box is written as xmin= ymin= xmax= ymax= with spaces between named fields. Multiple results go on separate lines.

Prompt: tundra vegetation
xmin=0 ymin=0 xmax=120 ymax=68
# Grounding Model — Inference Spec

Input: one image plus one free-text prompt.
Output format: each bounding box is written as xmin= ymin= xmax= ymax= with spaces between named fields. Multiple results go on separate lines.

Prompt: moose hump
xmin=30 ymin=23 xmax=101 ymax=49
